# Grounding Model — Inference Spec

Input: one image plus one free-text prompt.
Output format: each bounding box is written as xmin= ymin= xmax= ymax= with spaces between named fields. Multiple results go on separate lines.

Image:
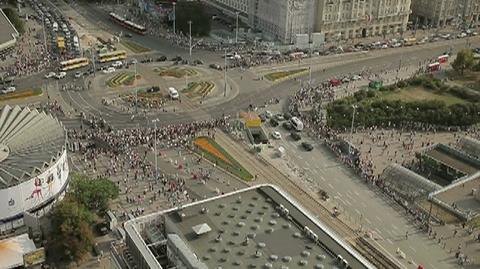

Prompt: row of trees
xmin=49 ymin=174 xmax=119 ymax=261
xmin=2 ymin=7 xmax=25 ymax=34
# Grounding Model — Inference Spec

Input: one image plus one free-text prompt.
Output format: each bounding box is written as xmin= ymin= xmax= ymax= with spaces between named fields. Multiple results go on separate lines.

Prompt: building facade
xmin=411 ymin=0 xmax=480 ymax=27
xmin=314 ymin=0 xmax=412 ymax=41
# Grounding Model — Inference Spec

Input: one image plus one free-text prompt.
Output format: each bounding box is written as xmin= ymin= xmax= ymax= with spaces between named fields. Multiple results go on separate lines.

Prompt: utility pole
xmin=173 ymin=2 xmax=176 ymax=35
xmin=42 ymin=13 xmax=47 ymax=50
xmin=152 ymin=119 xmax=159 ymax=180
xmin=224 ymin=49 xmax=227 ymax=97
xmin=235 ymin=11 xmax=239 ymax=44
xmin=91 ymin=49 xmax=96 ymax=77
xmin=188 ymin=20 xmax=192 ymax=63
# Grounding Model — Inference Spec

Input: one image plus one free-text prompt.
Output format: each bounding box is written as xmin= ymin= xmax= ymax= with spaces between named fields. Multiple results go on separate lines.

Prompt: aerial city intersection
xmin=0 ymin=0 xmax=479 ymax=268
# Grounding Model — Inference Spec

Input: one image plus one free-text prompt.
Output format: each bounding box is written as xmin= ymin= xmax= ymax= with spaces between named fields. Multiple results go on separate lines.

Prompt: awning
xmin=192 ymin=223 xmax=211 ymax=236
xmin=0 ymin=234 xmax=37 ymax=269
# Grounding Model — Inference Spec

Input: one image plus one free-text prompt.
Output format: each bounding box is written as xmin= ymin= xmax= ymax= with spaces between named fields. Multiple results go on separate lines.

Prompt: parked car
xmin=270 ymin=118 xmax=279 ymax=127
xmin=0 ymin=86 xmax=16 ymax=94
xmin=111 ymin=61 xmax=123 ymax=68
xmin=282 ymin=121 xmax=293 ymax=130
xmin=275 ymin=114 xmax=285 ymax=121
xmin=301 ymin=142 xmax=314 ymax=151
xmin=156 ymin=55 xmax=167 ymax=62
xmin=103 ymin=67 xmax=115 ymax=74
xmin=209 ymin=63 xmax=222 ymax=70
xmin=264 ymin=110 xmax=273 ymax=118
xmin=74 ymin=71 xmax=82 ymax=78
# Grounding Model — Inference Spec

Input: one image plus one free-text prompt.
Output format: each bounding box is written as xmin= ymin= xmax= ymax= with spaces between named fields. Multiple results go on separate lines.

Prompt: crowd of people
xmin=0 ymin=21 xmax=53 ymax=78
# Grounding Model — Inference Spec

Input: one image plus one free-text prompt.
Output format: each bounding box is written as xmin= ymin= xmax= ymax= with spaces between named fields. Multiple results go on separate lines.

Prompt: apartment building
xmin=314 ymin=0 xmax=412 ymax=41
xmin=411 ymin=0 xmax=480 ymax=27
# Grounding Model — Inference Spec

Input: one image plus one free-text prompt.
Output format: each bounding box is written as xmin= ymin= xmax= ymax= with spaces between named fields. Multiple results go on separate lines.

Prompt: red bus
xmin=427 ymin=62 xmax=440 ymax=72
xmin=438 ymin=55 xmax=449 ymax=64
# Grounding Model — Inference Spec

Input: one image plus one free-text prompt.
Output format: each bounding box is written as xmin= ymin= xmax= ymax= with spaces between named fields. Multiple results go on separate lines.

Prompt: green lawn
xmin=120 ymin=40 xmax=151 ymax=53
xmin=265 ymin=68 xmax=308 ymax=81
xmin=379 ymin=86 xmax=466 ymax=106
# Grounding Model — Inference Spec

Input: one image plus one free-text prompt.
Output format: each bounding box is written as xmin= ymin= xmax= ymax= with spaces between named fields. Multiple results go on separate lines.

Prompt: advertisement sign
xmin=0 ymin=150 xmax=69 ymax=222
xmin=23 ymin=247 xmax=46 ymax=267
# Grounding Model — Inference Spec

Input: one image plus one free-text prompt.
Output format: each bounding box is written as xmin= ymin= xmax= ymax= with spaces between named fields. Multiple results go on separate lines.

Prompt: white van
xmin=52 ymin=22 xmax=58 ymax=32
xmin=290 ymin=117 xmax=304 ymax=131
xmin=168 ymin=87 xmax=179 ymax=99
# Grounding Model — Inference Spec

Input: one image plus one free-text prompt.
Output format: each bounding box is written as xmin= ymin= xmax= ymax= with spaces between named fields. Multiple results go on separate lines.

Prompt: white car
xmin=271 ymin=131 xmax=282 ymax=140
xmin=56 ymin=72 xmax=66 ymax=79
xmin=103 ymin=67 xmax=115 ymax=74
xmin=0 ymin=86 xmax=16 ymax=94
xmin=112 ymin=61 xmax=123 ymax=68
xmin=351 ymin=75 xmax=362 ymax=81
xmin=265 ymin=110 xmax=273 ymax=118
xmin=74 ymin=71 xmax=82 ymax=78
xmin=457 ymin=32 xmax=467 ymax=38
xmin=44 ymin=72 xmax=56 ymax=78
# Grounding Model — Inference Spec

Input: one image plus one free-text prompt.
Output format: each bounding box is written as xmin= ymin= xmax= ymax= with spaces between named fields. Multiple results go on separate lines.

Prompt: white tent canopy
xmin=192 ymin=223 xmax=211 ymax=236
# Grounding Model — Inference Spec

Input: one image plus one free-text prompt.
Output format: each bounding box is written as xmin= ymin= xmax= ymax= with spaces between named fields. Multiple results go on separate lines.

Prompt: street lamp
xmin=235 ymin=11 xmax=239 ymax=44
xmin=348 ymin=105 xmax=358 ymax=156
xmin=224 ymin=49 xmax=228 ymax=97
xmin=173 ymin=2 xmax=176 ymax=35
xmin=188 ymin=20 xmax=192 ymax=63
xmin=152 ymin=119 xmax=159 ymax=180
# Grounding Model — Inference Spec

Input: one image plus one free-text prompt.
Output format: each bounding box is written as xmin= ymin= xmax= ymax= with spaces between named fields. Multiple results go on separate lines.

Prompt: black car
xmin=301 ymin=142 xmax=314 ymax=151
xmin=156 ymin=55 xmax=167 ymax=62
xmin=282 ymin=121 xmax=293 ymax=130
xmin=124 ymin=33 xmax=133 ymax=38
xmin=147 ymin=86 xmax=160 ymax=93
xmin=270 ymin=118 xmax=279 ymax=127
xmin=171 ymin=55 xmax=182 ymax=62
xmin=259 ymin=114 xmax=267 ymax=123
xmin=209 ymin=63 xmax=222 ymax=70
xmin=283 ymin=112 xmax=292 ymax=120
xmin=194 ymin=59 xmax=204 ymax=65
xmin=290 ymin=132 xmax=301 ymax=141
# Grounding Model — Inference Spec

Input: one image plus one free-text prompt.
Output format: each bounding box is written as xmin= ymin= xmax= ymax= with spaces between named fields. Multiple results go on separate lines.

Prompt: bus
xmin=57 ymin=36 xmax=65 ymax=51
xmin=403 ymin=37 xmax=416 ymax=46
xmin=427 ymin=62 xmax=440 ymax=72
xmin=60 ymin=57 xmax=90 ymax=71
xmin=98 ymin=50 xmax=127 ymax=63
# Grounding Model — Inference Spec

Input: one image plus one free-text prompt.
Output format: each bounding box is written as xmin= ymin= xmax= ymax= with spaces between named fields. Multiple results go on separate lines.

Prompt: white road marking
xmin=365 ymin=218 xmax=372 ymax=224
xmin=354 ymin=190 xmax=360 ymax=196
xmin=328 ymin=183 xmax=334 ymax=189
xmin=386 ymin=238 xmax=393 ymax=245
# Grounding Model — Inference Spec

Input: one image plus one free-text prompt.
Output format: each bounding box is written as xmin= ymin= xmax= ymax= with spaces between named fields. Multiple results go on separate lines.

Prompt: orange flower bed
xmin=194 ymin=137 xmax=232 ymax=165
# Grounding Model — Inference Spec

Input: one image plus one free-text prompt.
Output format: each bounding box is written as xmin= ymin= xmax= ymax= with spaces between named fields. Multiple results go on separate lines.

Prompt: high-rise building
xmin=314 ymin=0 xmax=412 ymax=41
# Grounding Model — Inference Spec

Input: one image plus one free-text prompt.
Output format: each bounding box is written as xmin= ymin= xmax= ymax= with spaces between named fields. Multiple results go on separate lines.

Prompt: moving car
xmin=74 ymin=71 xmax=82 ymax=78
xmin=56 ymin=72 xmax=67 ymax=79
xmin=271 ymin=131 xmax=282 ymax=140
xmin=270 ymin=118 xmax=279 ymax=127
xmin=112 ymin=61 xmax=123 ymax=68
xmin=301 ymin=142 xmax=314 ymax=151
xmin=147 ymin=86 xmax=160 ymax=93
xmin=44 ymin=72 xmax=56 ymax=79
xmin=209 ymin=63 xmax=222 ymax=70
xmin=103 ymin=67 xmax=116 ymax=74
xmin=0 ymin=86 xmax=16 ymax=94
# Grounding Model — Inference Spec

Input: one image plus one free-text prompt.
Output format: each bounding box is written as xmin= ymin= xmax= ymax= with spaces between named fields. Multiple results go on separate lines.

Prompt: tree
xmin=2 ymin=8 xmax=24 ymax=34
xmin=69 ymin=174 xmax=119 ymax=214
xmin=452 ymin=49 xmax=475 ymax=75
xmin=50 ymin=198 xmax=95 ymax=261
xmin=175 ymin=1 xmax=211 ymax=37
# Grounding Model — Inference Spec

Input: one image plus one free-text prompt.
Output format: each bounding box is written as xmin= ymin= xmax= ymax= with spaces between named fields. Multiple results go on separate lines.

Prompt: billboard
xmin=23 ymin=247 xmax=46 ymax=267
xmin=0 ymin=150 xmax=69 ymax=223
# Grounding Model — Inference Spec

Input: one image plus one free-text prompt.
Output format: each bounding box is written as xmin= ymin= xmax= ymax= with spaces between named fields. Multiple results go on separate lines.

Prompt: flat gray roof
xmin=126 ymin=185 xmax=374 ymax=269
xmin=0 ymin=8 xmax=18 ymax=46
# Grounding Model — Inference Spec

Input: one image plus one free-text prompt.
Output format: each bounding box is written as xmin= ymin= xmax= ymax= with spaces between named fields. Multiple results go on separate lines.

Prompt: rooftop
xmin=0 ymin=105 xmax=66 ymax=189
xmin=125 ymin=185 xmax=374 ymax=269
xmin=424 ymin=145 xmax=480 ymax=175
xmin=433 ymin=172 xmax=480 ymax=216
xmin=0 ymin=8 xmax=18 ymax=46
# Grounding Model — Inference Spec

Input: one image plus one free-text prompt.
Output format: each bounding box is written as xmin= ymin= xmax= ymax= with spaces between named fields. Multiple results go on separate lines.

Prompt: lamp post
xmin=224 ymin=49 xmax=228 ymax=97
xmin=172 ymin=2 xmax=176 ymax=35
xmin=152 ymin=119 xmax=159 ymax=180
xmin=235 ymin=11 xmax=239 ymax=44
xmin=188 ymin=20 xmax=192 ymax=63
xmin=348 ymin=105 xmax=357 ymax=156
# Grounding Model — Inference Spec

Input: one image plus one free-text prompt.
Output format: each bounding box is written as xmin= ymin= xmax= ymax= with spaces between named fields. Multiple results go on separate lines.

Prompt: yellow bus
xmin=403 ymin=37 xmax=416 ymax=46
xmin=98 ymin=50 xmax=127 ymax=63
xmin=60 ymin=57 xmax=90 ymax=71
xmin=57 ymin=37 xmax=65 ymax=50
